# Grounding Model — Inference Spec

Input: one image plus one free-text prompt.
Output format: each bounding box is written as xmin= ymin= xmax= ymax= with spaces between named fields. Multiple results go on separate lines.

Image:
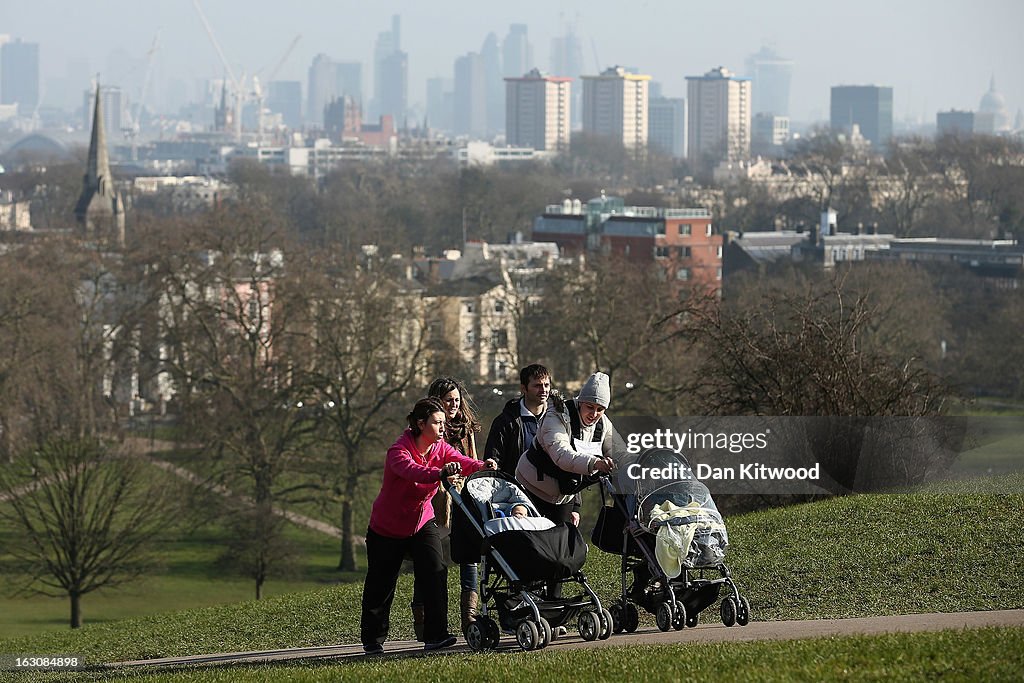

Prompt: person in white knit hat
xmin=516 ymin=371 xmax=616 ymax=527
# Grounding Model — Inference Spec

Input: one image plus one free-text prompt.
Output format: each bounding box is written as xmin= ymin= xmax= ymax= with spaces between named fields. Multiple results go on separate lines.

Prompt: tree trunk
xmin=70 ymin=592 xmax=82 ymax=629
xmin=338 ymin=481 xmax=357 ymax=571
xmin=256 ymin=577 xmax=263 ymax=601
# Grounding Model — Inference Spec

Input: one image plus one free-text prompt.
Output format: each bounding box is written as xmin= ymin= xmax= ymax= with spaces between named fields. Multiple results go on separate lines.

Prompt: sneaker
xmin=423 ymin=634 xmax=458 ymax=652
xmin=554 ymin=625 xmax=568 ymax=638
xmin=363 ymin=643 xmax=384 ymax=655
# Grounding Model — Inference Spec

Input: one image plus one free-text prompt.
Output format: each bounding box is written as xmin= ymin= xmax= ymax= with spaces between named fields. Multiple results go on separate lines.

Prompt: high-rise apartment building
xmin=648 ymin=96 xmax=687 ymax=158
xmin=746 ymin=47 xmax=793 ymax=117
xmin=1 ymin=39 xmax=40 ymax=114
xmin=581 ymin=66 xmax=650 ymax=150
xmin=505 ymin=68 xmax=570 ymax=151
xmin=686 ymin=66 xmax=751 ymax=162
xmin=830 ymin=85 xmax=893 ymax=150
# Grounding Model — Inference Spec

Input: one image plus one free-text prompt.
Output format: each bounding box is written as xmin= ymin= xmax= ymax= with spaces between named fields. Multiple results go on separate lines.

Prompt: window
xmin=494 ymin=300 xmax=505 ymax=313
xmin=677 ymin=246 xmax=691 ymax=258
xmin=676 ymin=268 xmax=690 ymax=281
xmin=655 ymin=224 xmax=666 ymax=236
xmin=491 ymin=330 xmax=509 ymax=348
xmin=705 ymin=224 xmax=713 ymax=236
xmin=679 ymin=224 xmax=692 ymax=236
xmin=465 ymin=330 xmax=475 ymax=347
xmin=717 ymin=245 xmax=723 ymax=258
xmin=465 ymin=302 xmax=475 ymax=314
xmin=654 ymin=246 xmax=670 ymax=259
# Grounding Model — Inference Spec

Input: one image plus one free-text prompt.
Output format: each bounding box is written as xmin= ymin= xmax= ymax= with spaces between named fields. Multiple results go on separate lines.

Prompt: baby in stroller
xmin=448 ymin=470 xmax=613 ymax=651
xmin=593 ymin=447 xmax=751 ymax=631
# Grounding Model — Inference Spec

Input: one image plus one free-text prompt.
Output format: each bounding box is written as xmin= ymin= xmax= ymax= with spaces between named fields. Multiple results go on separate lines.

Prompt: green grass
xmin=0 ymin=474 xmax=1021 ymax=668
xmin=12 ymin=627 xmax=1024 ymax=682
xmin=0 ymin=509 xmax=364 ymax=639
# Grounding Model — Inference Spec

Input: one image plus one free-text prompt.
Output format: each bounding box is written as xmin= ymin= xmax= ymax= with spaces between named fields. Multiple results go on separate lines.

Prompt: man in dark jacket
xmin=484 ymin=364 xmax=550 ymax=476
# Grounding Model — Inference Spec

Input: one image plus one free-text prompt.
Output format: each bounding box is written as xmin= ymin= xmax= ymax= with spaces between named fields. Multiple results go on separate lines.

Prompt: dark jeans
xmin=360 ymin=522 xmax=450 ymax=647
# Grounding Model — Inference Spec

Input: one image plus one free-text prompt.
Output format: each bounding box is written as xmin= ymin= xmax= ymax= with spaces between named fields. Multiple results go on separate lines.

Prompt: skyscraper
xmin=454 ymin=52 xmax=486 ymax=138
xmin=505 ymin=68 xmax=570 ymax=151
xmin=1 ymin=39 xmax=40 ymax=115
xmin=373 ymin=15 xmax=407 ymax=123
xmin=550 ymin=29 xmax=584 ymax=128
xmin=307 ymin=55 xmax=362 ymax=127
xmin=481 ymin=33 xmax=504 ymax=137
xmin=581 ymin=66 xmax=650 ymax=150
xmin=82 ymin=85 xmax=123 ymax=140
xmin=746 ymin=46 xmax=793 ymax=117
xmin=648 ymin=96 xmax=687 ymax=158
xmin=502 ymin=24 xmax=533 ymax=78
xmin=830 ymin=85 xmax=893 ymax=150
xmin=686 ymin=66 xmax=752 ymax=162
xmin=268 ymin=81 xmax=302 ymax=129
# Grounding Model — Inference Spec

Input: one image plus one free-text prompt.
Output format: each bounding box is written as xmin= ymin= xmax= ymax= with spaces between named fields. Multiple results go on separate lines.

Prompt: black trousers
xmin=360 ymin=521 xmax=450 ymax=646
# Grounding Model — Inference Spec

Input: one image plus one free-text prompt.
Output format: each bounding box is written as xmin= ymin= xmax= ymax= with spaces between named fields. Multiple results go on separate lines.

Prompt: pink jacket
xmin=368 ymin=429 xmax=485 ymax=538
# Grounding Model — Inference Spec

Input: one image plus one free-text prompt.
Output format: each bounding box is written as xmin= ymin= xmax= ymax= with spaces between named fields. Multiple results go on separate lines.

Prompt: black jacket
xmin=484 ymin=398 xmax=538 ymax=476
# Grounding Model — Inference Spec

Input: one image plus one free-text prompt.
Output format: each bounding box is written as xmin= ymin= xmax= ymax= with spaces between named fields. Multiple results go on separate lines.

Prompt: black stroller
xmin=592 ymin=447 xmax=750 ymax=631
xmin=447 ymin=470 xmax=613 ymax=651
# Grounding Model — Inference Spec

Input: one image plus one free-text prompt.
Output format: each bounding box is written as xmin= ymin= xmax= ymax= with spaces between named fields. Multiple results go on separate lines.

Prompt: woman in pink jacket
xmin=360 ymin=397 xmax=496 ymax=654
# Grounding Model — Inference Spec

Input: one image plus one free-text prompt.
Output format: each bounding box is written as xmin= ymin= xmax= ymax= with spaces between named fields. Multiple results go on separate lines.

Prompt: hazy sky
xmin=2 ymin=0 xmax=1021 ymax=124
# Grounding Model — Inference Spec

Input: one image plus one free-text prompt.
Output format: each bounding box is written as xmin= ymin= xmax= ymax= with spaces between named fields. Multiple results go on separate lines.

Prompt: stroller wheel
xmin=685 ymin=611 xmax=699 ymax=628
xmin=655 ymin=601 xmax=673 ymax=632
xmin=737 ymin=596 xmax=751 ymax=626
xmin=482 ymin=617 xmax=501 ymax=649
xmin=537 ymin=617 xmax=552 ymax=648
xmin=721 ymin=597 xmax=737 ymax=627
xmin=465 ymin=621 xmax=487 ymax=652
xmin=598 ymin=608 xmax=613 ymax=640
xmin=672 ymin=601 xmax=686 ymax=631
xmin=609 ymin=603 xmax=624 ymax=634
xmin=624 ymin=602 xmax=640 ymax=633
xmin=578 ymin=611 xmax=601 ymax=641
xmin=516 ymin=620 xmax=540 ymax=651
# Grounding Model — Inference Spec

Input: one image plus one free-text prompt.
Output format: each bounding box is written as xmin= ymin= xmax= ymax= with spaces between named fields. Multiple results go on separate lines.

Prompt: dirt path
xmin=120 ymin=437 xmax=347 ymax=540
xmin=105 ymin=608 xmax=1024 ymax=669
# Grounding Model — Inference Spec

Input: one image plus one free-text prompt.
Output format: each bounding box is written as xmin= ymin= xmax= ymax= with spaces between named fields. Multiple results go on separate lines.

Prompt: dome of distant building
xmin=979 ymin=76 xmax=1011 ymax=132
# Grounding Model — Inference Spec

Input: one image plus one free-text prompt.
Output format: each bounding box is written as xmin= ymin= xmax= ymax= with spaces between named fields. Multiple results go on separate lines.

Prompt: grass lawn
xmin=0 ymin=509 xmax=364 ymax=639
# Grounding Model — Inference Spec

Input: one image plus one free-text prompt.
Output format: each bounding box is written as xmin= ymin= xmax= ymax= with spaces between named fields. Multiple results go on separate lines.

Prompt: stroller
xmin=447 ymin=470 xmax=612 ymax=651
xmin=592 ymin=447 xmax=750 ymax=631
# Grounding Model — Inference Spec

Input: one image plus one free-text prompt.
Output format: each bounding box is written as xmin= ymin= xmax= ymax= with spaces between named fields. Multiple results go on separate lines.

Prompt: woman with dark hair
xmin=360 ymin=397 xmax=496 ymax=654
xmin=423 ymin=376 xmax=483 ymax=635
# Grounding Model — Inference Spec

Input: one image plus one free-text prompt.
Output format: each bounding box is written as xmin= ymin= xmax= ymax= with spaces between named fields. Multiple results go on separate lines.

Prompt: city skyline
xmin=0 ymin=0 xmax=1021 ymax=126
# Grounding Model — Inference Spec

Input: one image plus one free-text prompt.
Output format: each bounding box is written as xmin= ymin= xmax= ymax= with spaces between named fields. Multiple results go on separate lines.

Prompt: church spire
xmin=75 ymin=81 xmax=125 ymax=247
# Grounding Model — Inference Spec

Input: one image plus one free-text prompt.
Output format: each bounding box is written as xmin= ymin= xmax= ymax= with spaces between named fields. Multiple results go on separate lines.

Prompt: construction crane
xmin=192 ymin=0 xmax=244 ymax=141
xmin=124 ymin=30 xmax=161 ymax=161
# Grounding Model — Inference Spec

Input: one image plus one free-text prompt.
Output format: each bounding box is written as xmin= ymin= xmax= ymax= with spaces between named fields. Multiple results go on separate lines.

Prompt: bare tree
xmin=139 ymin=209 xmax=318 ymax=597
xmin=679 ymin=269 xmax=953 ymax=417
xmin=301 ymin=250 xmax=426 ymax=571
xmin=0 ymin=436 xmax=172 ymax=628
